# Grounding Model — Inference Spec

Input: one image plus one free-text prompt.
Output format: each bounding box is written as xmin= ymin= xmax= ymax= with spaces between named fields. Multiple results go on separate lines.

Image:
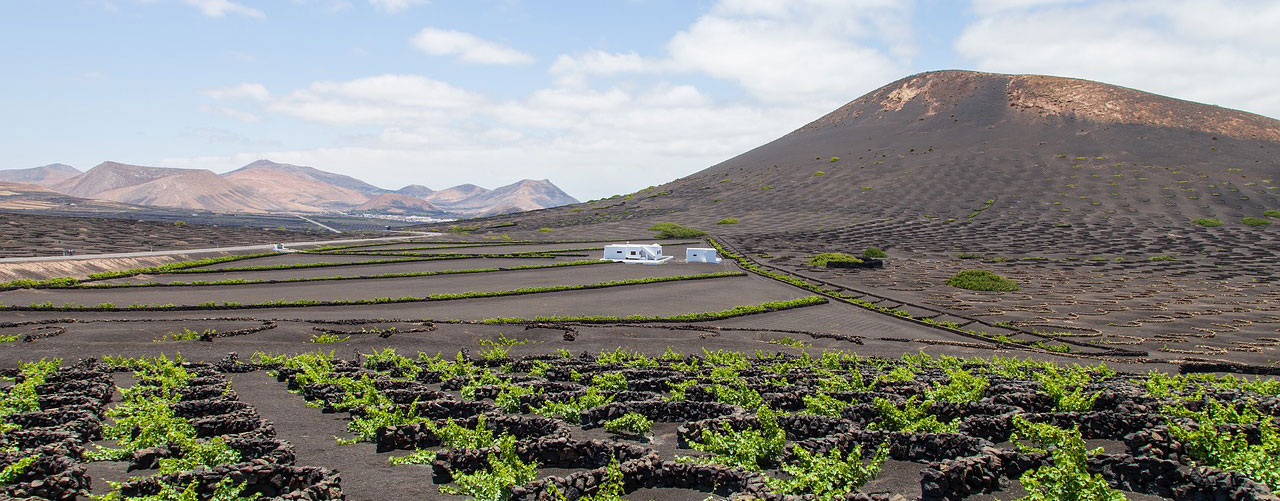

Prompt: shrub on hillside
xmin=716 ymin=218 xmax=739 ymax=225
xmin=862 ymin=246 xmax=887 ymax=258
xmin=946 ymin=269 xmax=1020 ymax=292
xmin=1242 ymin=217 xmax=1272 ymax=227
xmin=1264 ymin=210 xmax=1280 ymax=218
xmin=648 ymin=222 xmax=707 ymax=238
xmin=809 ymin=252 xmax=863 ymax=268
xmin=1192 ymin=218 xmax=1222 ymax=227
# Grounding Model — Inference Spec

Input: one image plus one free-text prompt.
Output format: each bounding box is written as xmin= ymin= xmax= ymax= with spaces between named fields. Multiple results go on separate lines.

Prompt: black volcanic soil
xmin=1 ymin=231 xmax=1273 ymax=501
xmin=0 ymin=260 xmax=727 ymax=307
xmin=0 ymin=211 xmax=340 ymax=257
xmin=406 ymin=70 xmax=1280 ymax=369
xmin=98 ymin=256 xmax=592 ymax=284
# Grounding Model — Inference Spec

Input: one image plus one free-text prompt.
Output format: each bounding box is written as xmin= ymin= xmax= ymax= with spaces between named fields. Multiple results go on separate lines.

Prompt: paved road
xmin=293 ymin=214 xmax=342 ymax=233
xmin=0 ymin=233 xmax=439 ymax=263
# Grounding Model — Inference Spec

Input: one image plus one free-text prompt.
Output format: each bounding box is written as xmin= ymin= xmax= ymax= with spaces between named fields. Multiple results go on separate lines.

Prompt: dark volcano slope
xmin=681 ymin=71 xmax=1277 ymax=220
xmin=443 ymin=71 xmax=1279 ymax=255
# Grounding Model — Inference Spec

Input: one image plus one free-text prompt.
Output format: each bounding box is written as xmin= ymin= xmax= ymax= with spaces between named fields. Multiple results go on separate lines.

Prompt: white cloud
xmin=202 ymin=83 xmax=269 ymax=101
xmin=968 ymin=0 xmax=1086 ymax=14
xmin=957 ymin=0 xmax=1280 ymax=119
xmin=183 ymin=70 xmax=817 ymax=198
xmin=549 ymin=51 xmax=661 ymax=87
xmin=266 ymin=74 xmax=485 ymax=126
xmin=548 ymin=0 xmax=911 ymax=108
xmin=180 ymin=0 xmax=263 ymax=18
xmin=410 ymin=28 xmax=535 ymax=65
xmin=172 ymin=0 xmax=922 ymax=199
xmin=368 ymin=0 xmax=427 ymax=13
xmin=200 ymin=105 xmax=262 ymax=123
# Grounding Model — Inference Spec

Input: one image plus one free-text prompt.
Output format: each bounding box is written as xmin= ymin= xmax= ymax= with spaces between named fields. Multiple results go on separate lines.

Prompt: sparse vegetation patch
xmin=808 ymin=252 xmax=862 ymax=267
xmin=946 ymin=269 xmax=1020 ymax=292
xmin=648 ymin=222 xmax=707 ymax=238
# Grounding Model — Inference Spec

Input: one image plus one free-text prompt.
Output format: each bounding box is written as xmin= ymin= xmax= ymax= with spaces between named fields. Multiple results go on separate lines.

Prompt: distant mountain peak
xmin=425 ymin=178 xmax=578 ymax=216
xmin=22 ymin=158 xmax=577 ymax=218
xmin=800 ymin=70 xmax=1280 ymax=142
xmin=396 ymin=184 xmax=435 ymax=198
xmin=0 ymin=163 xmax=82 ymax=187
xmin=223 ymin=159 xmax=387 ymax=202
xmin=354 ymin=193 xmax=443 ymax=215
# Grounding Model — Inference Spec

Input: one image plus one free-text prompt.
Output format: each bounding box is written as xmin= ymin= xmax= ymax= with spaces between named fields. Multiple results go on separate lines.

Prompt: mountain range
xmin=0 ymin=159 xmax=577 ymax=217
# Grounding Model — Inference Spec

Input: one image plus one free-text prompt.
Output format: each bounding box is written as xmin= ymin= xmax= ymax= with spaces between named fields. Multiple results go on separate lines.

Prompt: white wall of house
xmin=685 ymin=247 xmax=720 ymax=263
xmin=603 ymin=243 xmax=670 ymax=263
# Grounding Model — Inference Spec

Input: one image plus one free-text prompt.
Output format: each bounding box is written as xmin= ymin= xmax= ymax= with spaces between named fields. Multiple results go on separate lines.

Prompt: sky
xmin=3 ymin=0 xmax=1278 ymax=201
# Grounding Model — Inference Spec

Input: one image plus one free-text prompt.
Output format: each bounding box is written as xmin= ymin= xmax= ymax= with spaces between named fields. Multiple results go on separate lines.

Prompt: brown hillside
xmin=50 ymin=162 xmax=284 ymax=213
xmin=443 ymin=179 xmax=580 ymax=216
xmin=424 ymin=184 xmax=490 ymax=206
xmin=0 ymin=164 xmax=81 ymax=187
xmin=221 ymin=160 xmax=376 ymax=211
xmin=353 ymin=193 xmax=444 ymax=214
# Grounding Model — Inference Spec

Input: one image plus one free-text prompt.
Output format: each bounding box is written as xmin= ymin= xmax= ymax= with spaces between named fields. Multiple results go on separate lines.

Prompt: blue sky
xmin=3 ymin=0 xmax=1277 ymax=200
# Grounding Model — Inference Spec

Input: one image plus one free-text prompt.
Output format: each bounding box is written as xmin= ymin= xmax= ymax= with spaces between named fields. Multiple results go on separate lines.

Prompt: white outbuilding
xmin=685 ymin=247 xmax=721 ymax=263
xmin=602 ymin=243 xmax=672 ymax=264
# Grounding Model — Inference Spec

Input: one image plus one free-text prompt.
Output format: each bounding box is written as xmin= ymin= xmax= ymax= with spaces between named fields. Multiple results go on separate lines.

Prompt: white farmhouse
xmin=685 ymin=247 xmax=721 ymax=263
xmin=602 ymin=243 xmax=672 ymax=264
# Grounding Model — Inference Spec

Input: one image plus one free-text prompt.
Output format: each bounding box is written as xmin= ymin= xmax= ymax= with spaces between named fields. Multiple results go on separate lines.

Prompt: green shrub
xmin=1035 ymin=366 xmax=1104 ymax=412
xmin=829 ymin=157 xmax=840 ymax=162
xmin=1193 ymin=218 xmax=1222 ymax=227
xmin=1011 ymin=416 xmax=1125 ymax=500
xmin=531 ymin=388 xmax=612 ymax=424
xmin=808 ymin=252 xmax=863 ymax=267
xmin=767 ymin=336 xmax=808 ymax=347
xmin=0 ymin=455 xmax=38 ymax=484
xmin=95 ymin=477 xmax=257 ymax=501
xmin=309 ymin=333 xmax=349 ymax=343
xmin=716 ymin=217 xmax=739 ymax=225
xmin=1242 ymin=217 xmax=1272 ymax=226
xmin=0 ymin=358 xmax=59 ymax=417
xmin=1166 ymin=400 xmax=1280 ymax=491
xmin=440 ymin=435 xmax=538 ymax=501
xmin=388 ymin=449 xmax=436 ymax=465
xmin=153 ymin=328 xmax=211 ymax=342
xmin=538 ymin=227 xmax=554 ymax=232
xmin=802 ymin=393 xmax=850 ymax=416
xmin=766 ymin=443 xmax=888 ymax=498
xmin=648 ymin=222 xmax=707 ymax=239
xmin=927 ymin=368 xmax=989 ymax=403
xmin=590 ymin=372 xmax=628 ymax=392
xmin=604 ymin=412 xmax=653 ymax=436
xmin=946 ymin=269 xmax=1019 ymax=292
xmin=862 ymin=246 xmax=887 ymax=258
xmin=686 ymin=405 xmax=785 ymax=470
xmin=869 ymin=396 xmax=959 ymax=433
xmin=494 ymin=384 xmax=539 ymax=413
xmin=1264 ymin=209 xmax=1280 ymax=218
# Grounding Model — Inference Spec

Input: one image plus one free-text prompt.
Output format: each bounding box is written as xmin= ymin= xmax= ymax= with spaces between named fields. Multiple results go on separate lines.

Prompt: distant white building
xmin=685 ymin=247 xmax=721 ymax=263
xmin=603 ymin=243 xmax=672 ymax=264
